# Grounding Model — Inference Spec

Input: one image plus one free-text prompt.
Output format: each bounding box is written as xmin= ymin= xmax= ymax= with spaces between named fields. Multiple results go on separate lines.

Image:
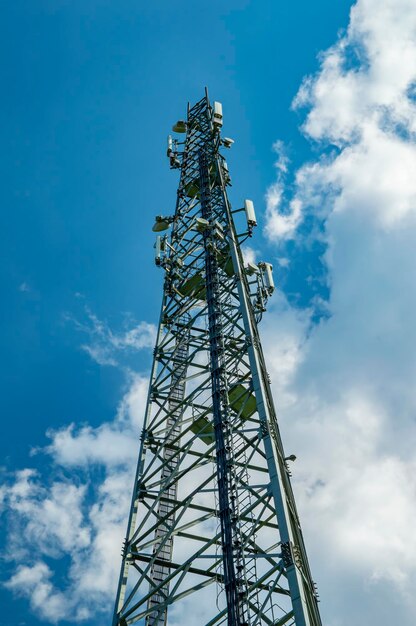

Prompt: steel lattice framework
xmin=112 ymin=91 xmax=322 ymax=626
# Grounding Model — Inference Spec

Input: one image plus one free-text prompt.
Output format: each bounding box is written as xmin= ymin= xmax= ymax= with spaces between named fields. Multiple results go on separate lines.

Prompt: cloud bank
xmin=3 ymin=1 xmax=416 ymax=624
xmin=1 ymin=313 xmax=152 ymax=623
xmin=264 ymin=0 xmax=416 ymax=624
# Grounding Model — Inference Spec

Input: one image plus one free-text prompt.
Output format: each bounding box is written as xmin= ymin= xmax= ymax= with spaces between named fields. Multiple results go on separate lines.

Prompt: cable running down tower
xmin=112 ymin=91 xmax=322 ymax=626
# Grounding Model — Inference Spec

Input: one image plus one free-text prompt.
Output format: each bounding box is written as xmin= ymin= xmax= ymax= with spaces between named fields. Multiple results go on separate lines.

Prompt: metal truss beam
xmin=112 ymin=91 xmax=322 ymax=626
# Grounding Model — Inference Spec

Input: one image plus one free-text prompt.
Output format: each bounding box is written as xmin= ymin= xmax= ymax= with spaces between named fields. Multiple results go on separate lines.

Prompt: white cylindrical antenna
xmin=167 ymin=135 xmax=173 ymax=156
xmin=263 ymin=262 xmax=275 ymax=294
xmin=212 ymin=101 xmax=223 ymax=127
xmin=222 ymin=161 xmax=230 ymax=183
xmin=155 ymin=236 xmax=162 ymax=265
xmin=244 ymin=199 xmax=257 ymax=227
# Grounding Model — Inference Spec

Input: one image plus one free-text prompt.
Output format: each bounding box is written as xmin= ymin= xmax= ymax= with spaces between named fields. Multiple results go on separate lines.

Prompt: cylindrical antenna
xmin=244 ymin=199 xmax=257 ymax=227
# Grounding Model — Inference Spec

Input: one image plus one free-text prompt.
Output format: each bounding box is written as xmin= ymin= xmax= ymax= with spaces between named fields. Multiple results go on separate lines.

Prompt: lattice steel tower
xmin=112 ymin=91 xmax=322 ymax=626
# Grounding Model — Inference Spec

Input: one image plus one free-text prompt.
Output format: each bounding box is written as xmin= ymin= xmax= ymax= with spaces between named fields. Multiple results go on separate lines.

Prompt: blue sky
xmin=3 ymin=1 xmax=416 ymax=625
xmin=1 ymin=0 xmax=350 ymax=467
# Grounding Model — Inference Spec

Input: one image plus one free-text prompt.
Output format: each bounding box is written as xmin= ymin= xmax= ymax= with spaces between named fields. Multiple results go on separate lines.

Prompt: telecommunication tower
xmin=112 ymin=91 xmax=322 ymax=626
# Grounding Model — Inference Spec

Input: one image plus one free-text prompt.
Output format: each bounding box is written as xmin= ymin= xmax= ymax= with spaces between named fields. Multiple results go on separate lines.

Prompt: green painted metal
xmin=228 ymin=384 xmax=257 ymax=420
xmin=178 ymin=272 xmax=207 ymax=299
xmin=190 ymin=414 xmax=215 ymax=445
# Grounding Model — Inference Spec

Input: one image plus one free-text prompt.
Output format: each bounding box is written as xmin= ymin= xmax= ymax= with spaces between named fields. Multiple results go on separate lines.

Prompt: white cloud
xmin=6 ymin=472 xmax=90 ymax=558
xmin=67 ymin=307 xmax=157 ymax=367
xmin=2 ymin=320 xmax=149 ymax=623
xmin=2 ymin=429 xmax=133 ymax=622
xmin=70 ymin=472 xmax=131 ymax=597
xmin=265 ymin=192 xmax=303 ymax=239
xmin=241 ymin=245 xmax=258 ymax=265
xmin=294 ymin=0 xmax=416 ymax=145
xmin=80 ymin=343 xmax=119 ymax=367
xmin=264 ymin=0 xmax=416 ymax=624
xmin=3 ymin=470 xmax=129 ymax=623
xmin=45 ymin=374 xmax=148 ymax=468
xmin=262 ymin=292 xmax=309 ymax=409
xmin=5 ymin=562 xmax=71 ymax=623
xmin=271 ymin=139 xmax=290 ymax=173
xmin=114 ymin=322 xmax=156 ymax=350
xmin=5 ymin=1 xmax=416 ymax=624
xmin=264 ymin=140 xmax=304 ymax=240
